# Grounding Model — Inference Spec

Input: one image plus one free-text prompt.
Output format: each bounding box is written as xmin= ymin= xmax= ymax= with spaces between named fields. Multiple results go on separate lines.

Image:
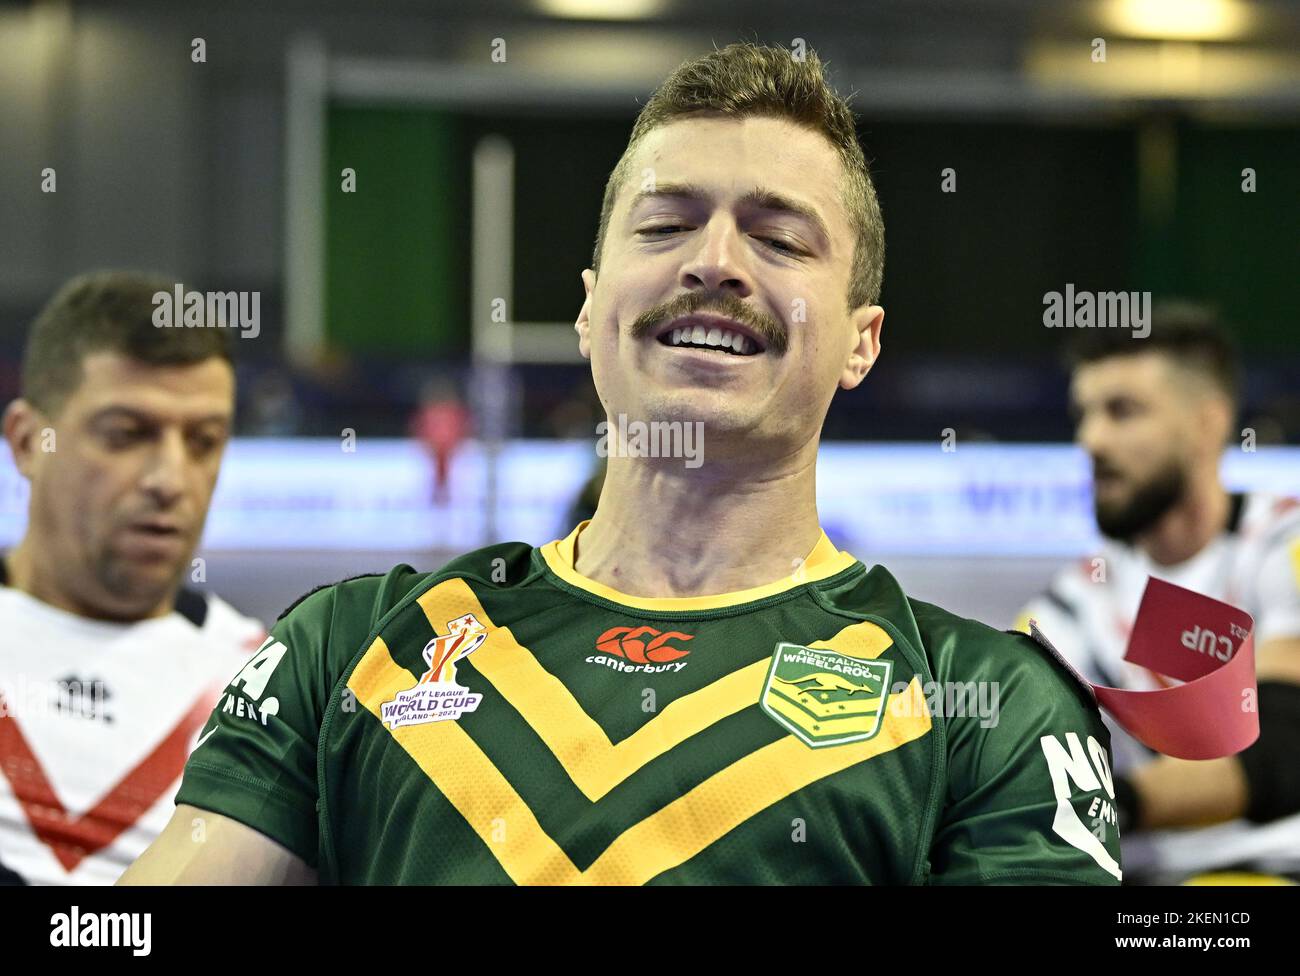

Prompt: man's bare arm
xmin=1256 ymin=636 xmax=1300 ymax=684
xmin=1129 ymin=754 xmax=1249 ymax=828
xmin=117 ymin=804 xmax=317 ymax=885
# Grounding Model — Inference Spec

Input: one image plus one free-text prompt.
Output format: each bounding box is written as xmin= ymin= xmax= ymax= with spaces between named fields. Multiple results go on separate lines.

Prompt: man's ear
xmin=1202 ymin=392 xmax=1236 ymax=455
xmin=2 ymin=399 xmax=46 ymax=478
xmin=839 ymin=305 xmax=884 ymax=391
xmin=575 ymin=269 xmax=596 ymax=360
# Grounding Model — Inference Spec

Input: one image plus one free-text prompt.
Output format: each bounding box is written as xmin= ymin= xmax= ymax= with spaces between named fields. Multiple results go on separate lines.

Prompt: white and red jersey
xmin=1018 ymin=492 xmax=1300 ymax=880
xmin=0 ymin=562 xmax=265 ymax=885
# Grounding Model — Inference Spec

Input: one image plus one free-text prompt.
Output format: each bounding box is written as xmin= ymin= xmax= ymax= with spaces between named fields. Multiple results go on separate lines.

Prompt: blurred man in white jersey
xmin=0 ymin=271 xmax=265 ymax=884
xmin=1018 ymin=305 xmax=1300 ymax=883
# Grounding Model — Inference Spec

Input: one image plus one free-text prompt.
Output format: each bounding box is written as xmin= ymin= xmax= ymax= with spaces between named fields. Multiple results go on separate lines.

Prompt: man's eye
xmin=639 ymin=226 xmax=800 ymax=255
xmin=1109 ymin=402 xmax=1137 ymax=419
xmin=189 ymin=433 xmax=222 ymax=454
xmin=103 ymin=427 xmax=143 ymax=447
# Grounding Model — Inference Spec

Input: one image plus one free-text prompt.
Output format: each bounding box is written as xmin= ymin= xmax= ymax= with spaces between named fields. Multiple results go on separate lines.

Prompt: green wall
xmin=324 ymin=106 xmax=468 ymax=357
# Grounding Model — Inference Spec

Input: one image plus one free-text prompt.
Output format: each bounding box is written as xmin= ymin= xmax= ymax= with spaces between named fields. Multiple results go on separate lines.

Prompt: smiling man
xmin=0 ymin=271 xmax=265 ymax=884
xmin=123 ymin=43 xmax=1122 ymax=885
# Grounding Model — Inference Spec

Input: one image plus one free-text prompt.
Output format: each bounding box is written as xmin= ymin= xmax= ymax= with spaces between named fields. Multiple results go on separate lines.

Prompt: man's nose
xmin=138 ymin=429 xmax=187 ymax=506
xmin=1076 ymin=412 xmax=1108 ymax=457
xmin=680 ymin=219 xmax=752 ymax=297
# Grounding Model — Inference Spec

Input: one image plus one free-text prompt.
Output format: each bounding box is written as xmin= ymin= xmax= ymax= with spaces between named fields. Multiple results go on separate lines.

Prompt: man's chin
xmin=621 ymin=392 xmax=737 ymax=429
xmin=1095 ymin=505 xmax=1138 ymax=542
xmin=101 ymin=564 xmax=188 ymax=617
xmin=1093 ymin=484 xmax=1183 ymax=541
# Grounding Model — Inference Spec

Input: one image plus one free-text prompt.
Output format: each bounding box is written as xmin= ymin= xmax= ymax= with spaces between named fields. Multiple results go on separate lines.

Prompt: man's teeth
xmin=668 ymin=326 xmax=755 ymax=354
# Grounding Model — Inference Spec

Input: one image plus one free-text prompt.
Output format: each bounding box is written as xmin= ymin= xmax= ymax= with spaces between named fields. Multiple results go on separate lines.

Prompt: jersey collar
xmin=538 ymin=519 xmax=858 ymax=611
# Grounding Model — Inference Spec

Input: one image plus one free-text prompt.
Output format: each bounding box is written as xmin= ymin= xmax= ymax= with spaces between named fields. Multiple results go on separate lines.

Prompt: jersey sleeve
xmin=174 ymin=583 xmax=342 ymax=867
xmin=926 ymin=626 xmax=1124 ymax=885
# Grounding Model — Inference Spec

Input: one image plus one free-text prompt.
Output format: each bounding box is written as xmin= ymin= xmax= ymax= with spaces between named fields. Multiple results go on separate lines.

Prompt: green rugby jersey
xmin=176 ymin=523 xmax=1124 ymax=884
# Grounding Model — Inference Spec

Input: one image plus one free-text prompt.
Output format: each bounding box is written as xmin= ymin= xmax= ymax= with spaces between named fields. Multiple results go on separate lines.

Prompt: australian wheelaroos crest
xmin=761 ymin=642 xmax=892 ymax=748
xmin=382 ymin=613 xmax=488 ymax=730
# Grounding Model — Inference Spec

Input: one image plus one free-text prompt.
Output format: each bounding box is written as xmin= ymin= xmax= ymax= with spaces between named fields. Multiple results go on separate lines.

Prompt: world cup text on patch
xmin=382 ymin=613 xmax=488 ymax=730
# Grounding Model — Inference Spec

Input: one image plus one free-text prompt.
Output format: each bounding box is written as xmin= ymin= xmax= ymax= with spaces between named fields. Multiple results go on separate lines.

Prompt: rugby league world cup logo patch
xmin=382 ymin=613 xmax=488 ymax=730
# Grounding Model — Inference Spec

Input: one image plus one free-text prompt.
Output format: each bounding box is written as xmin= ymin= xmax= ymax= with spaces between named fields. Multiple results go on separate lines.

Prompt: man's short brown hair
xmin=591 ymin=42 xmax=885 ymax=310
xmin=1067 ymin=300 xmax=1242 ymax=409
xmin=21 ymin=270 xmax=234 ymax=417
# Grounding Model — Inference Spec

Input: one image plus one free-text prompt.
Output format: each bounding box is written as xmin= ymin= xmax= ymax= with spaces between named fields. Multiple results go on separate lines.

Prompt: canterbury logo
xmin=595 ymin=626 xmax=693 ymax=663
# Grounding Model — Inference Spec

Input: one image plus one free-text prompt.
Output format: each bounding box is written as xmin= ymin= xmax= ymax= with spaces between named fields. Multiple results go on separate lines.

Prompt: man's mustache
xmin=629 ymin=298 xmax=787 ymax=355
xmin=1092 ymin=458 xmax=1124 ymax=481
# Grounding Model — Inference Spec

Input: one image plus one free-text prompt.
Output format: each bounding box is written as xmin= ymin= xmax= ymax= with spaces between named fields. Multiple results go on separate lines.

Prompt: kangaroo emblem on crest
xmin=773 ymin=671 xmax=878 ymax=697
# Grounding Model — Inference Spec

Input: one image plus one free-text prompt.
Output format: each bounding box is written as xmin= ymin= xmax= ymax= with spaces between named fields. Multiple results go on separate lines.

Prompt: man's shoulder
xmin=273 ymin=566 xmax=419 ymax=628
xmin=820 ymin=562 xmax=1095 ymax=706
xmin=274 ymin=540 xmax=540 ymax=633
xmin=907 ymin=592 xmax=1098 ymax=712
xmin=189 ymin=590 xmax=268 ymax=658
xmin=1241 ymin=491 xmax=1300 ymax=543
xmin=1043 ymin=550 xmax=1121 ymax=603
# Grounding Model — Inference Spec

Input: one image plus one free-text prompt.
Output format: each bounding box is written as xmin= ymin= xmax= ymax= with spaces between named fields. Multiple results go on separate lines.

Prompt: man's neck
xmin=573 ymin=443 xmax=823 ymax=598
xmin=1136 ymin=478 xmax=1232 ymax=567
xmin=5 ymin=537 xmax=175 ymax=622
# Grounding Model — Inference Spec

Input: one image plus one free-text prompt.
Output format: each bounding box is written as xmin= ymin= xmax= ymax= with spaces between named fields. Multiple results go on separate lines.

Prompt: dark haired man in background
xmin=0 ymin=271 xmax=265 ymax=884
xmin=1018 ymin=303 xmax=1300 ymax=883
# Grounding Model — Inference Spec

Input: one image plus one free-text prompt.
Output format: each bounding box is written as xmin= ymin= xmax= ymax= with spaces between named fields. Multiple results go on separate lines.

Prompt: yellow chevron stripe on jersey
xmin=413 ymin=578 xmax=898 ymax=800
xmin=348 ymin=635 xmax=932 ymax=884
